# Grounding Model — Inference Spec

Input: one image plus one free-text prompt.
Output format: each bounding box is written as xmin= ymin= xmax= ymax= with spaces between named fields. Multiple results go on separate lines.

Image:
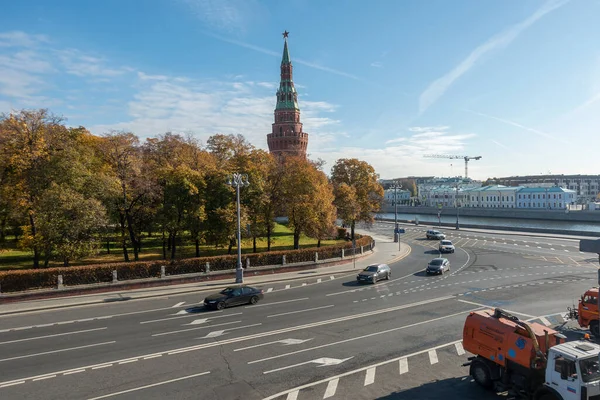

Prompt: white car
xmin=439 ymin=240 xmax=455 ymax=253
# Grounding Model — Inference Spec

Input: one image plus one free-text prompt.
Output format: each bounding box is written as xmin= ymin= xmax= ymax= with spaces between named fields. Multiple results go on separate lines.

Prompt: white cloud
xmin=370 ymin=61 xmax=382 ymax=68
xmin=182 ymin=0 xmax=261 ymax=34
xmin=56 ymin=49 xmax=134 ymax=77
xmin=385 ymin=137 xmax=407 ymax=145
xmin=408 ymin=126 xmax=449 ymax=133
xmin=418 ymin=0 xmax=569 ymax=114
xmin=0 ymin=31 xmax=49 ymax=47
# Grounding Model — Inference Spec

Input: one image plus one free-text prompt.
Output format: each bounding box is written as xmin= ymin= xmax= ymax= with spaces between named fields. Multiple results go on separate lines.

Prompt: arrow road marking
xmin=198 ymin=323 xmax=262 ymax=339
xmin=263 ymin=357 xmax=353 ymax=374
xmin=234 ymin=338 xmax=313 ymax=352
xmin=152 ymin=321 xmax=243 ymax=337
xmin=172 ymin=302 xmax=186 ymax=308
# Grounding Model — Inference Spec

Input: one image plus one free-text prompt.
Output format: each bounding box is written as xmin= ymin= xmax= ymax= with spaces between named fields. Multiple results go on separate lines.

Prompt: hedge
xmin=0 ymin=235 xmax=373 ymax=293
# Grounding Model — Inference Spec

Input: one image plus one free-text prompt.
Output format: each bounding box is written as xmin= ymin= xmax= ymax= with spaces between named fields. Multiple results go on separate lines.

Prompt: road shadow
xmin=182 ymin=306 xmax=212 ymax=314
xmin=413 ymin=271 xmax=431 ymax=277
xmin=424 ymin=249 xmax=441 ymax=255
xmin=342 ymin=280 xmax=371 ymax=287
xmin=376 ymin=376 xmax=507 ymax=400
xmin=103 ymin=294 xmax=132 ymax=302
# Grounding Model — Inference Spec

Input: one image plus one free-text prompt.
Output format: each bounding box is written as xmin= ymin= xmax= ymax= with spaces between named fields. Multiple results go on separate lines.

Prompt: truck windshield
xmin=580 ymin=357 xmax=600 ymax=383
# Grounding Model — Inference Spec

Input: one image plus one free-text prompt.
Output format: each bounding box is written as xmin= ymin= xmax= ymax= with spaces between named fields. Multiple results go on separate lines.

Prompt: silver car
xmin=426 ymin=258 xmax=450 ymax=275
xmin=439 ymin=240 xmax=455 ymax=253
xmin=357 ymin=264 xmax=391 ymax=284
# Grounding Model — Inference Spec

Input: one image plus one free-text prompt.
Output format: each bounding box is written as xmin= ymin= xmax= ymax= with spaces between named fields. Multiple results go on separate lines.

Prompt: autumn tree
xmin=281 ymin=156 xmax=336 ymax=249
xmin=330 ymin=158 xmax=384 ymax=240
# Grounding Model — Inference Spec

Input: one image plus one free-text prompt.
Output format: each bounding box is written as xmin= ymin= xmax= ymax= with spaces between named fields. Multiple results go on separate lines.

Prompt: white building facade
xmin=383 ymin=189 xmax=411 ymax=205
xmin=515 ymin=187 xmax=577 ymax=209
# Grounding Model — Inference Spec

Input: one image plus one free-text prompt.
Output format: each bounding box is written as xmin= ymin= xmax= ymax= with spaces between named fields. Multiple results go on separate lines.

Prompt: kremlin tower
xmin=267 ymin=31 xmax=308 ymax=158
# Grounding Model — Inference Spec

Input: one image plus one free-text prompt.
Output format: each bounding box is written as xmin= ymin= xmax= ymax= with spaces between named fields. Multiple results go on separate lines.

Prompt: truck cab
xmin=545 ymin=341 xmax=600 ymax=400
xmin=567 ymin=288 xmax=599 ymax=337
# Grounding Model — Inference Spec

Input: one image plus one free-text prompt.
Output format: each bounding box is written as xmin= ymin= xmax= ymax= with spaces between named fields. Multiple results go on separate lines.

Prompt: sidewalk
xmin=0 ymin=233 xmax=410 ymax=316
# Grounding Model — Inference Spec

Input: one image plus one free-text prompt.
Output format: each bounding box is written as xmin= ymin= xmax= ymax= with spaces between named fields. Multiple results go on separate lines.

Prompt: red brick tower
xmin=267 ymin=31 xmax=308 ymax=158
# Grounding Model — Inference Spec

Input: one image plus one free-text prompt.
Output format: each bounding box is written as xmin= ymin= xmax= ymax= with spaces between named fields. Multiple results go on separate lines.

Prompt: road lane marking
xmin=140 ymin=311 xmax=239 ymax=325
xmin=92 ymin=365 xmax=112 ymax=370
xmin=32 ymin=375 xmax=56 ymax=381
xmin=317 ymin=279 xmax=322 ymax=283
xmin=0 ymin=327 xmax=107 ymax=345
xmin=455 ymin=342 xmax=465 ymax=355
xmin=323 ymin=378 xmax=339 ymax=399
xmin=267 ymin=305 xmax=334 ymax=318
xmin=285 ymin=285 xmax=291 ymax=289
xmin=539 ymin=317 xmax=551 ymax=326
xmin=234 ymin=338 xmax=314 ymax=352
xmin=364 ymin=367 xmax=376 ymax=386
xmin=0 ymin=381 xmax=24 ymax=388
xmin=0 ymin=341 xmax=116 ymax=363
xmin=456 ymin=300 xmax=536 ymax=318
xmin=64 ymin=370 xmax=85 ymax=375
xmin=143 ymin=355 xmax=162 ymax=360
xmin=266 ymin=288 xmax=273 ymax=293
xmin=286 ymin=391 xmax=299 ymax=400
xmin=399 ymin=358 xmax=408 ymax=374
xmin=330 ymin=276 xmax=335 ymax=280
xmin=428 ymin=350 xmax=438 ymax=364
xmin=86 ymin=371 xmax=211 ymax=400
xmin=248 ymin=297 xmax=309 ymax=308
xmin=152 ymin=321 xmax=242 ymax=337
xmin=172 ymin=302 xmax=185 ymax=308
xmin=263 ymin=340 xmax=463 ymax=400
xmin=247 ymin=307 xmax=482 ymax=365
xmin=0 ymin=296 xmax=456 ymax=387
xmin=198 ymin=324 xmax=262 ymax=339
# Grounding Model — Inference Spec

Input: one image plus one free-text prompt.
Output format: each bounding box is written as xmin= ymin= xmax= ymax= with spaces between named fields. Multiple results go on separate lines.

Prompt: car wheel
xmin=591 ymin=321 xmax=600 ymax=337
xmin=470 ymin=360 xmax=493 ymax=390
xmin=372 ymin=277 xmax=377 ymax=284
xmin=249 ymin=296 xmax=259 ymax=305
xmin=216 ymin=302 xmax=226 ymax=310
xmin=386 ymin=272 xmax=391 ymax=280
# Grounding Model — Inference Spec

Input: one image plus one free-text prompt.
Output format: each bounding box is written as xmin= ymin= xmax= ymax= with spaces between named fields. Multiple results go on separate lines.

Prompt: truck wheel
xmin=591 ymin=321 xmax=600 ymax=337
xmin=537 ymin=393 xmax=559 ymax=400
xmin=471 ymin=360 xmax=493 ymax=390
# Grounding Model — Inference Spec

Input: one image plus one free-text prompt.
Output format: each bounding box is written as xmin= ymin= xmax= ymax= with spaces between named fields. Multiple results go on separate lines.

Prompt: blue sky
xmin=1 ymin=0 xmax=598 ymax=180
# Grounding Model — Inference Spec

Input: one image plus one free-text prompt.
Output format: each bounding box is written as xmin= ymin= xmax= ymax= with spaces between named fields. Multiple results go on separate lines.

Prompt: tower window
xmin=279 ymin=127 xmax=282 ymax=135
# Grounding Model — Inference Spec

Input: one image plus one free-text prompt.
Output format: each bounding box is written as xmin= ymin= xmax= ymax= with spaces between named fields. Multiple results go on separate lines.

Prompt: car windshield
xmin=580 ymin=357 xmax=600 ymax=383
xmin=364 ymin=266 xmax=379 ymax=272
xmin=441 ymin=241 xmax=452 ymax=245
xmin=430 ymin=259 xmax=443 ymax=266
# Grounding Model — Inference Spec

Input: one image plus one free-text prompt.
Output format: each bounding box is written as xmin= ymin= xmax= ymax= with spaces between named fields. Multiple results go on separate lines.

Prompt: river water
xmin=376 ymin=212 xmax=599 ymax=234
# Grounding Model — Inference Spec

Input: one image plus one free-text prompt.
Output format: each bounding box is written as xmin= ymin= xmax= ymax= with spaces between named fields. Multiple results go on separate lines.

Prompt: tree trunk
xmin=317 ymin=238 xmax=321 ymax=248
xmin=253 ymin=236 xmax=257 ymax=253
xmin=162 ymin=231 xmax=167 ymax=260
xmin=228 ymin=238 xmax=234 ymax=254
xmin=119 ymin=213 xmax=129 ymax=262
xmin=125 ymin=211 xmax=139 ymax=261
xmin=106 ymin=238 xmax=110 ymax=254
xmin=195 ymin=238 xmax=200 ymax=257
xmin=63 ymin=258 xmax=69 ymax=267
xmin=28 ymin=212 xmax=40 ymax=268
xmin=167 ymin=233 xmax=172 ymax=251
xmin=170 ymin=231 xmax=177 ymax=260
xmin=266 ymin=224 xmax=272 ymax=251
xmin=350 ymin=221 xmax=356 ymax=241
xmin=293 ymin=229 xmax=301 ymax=250
xmin=0 ymin=214 xmax=6 ymax=242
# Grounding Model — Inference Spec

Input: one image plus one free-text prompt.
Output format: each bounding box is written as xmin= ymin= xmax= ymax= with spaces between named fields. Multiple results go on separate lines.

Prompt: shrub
xmin=0 ymin=236 xmax=373 ymax=293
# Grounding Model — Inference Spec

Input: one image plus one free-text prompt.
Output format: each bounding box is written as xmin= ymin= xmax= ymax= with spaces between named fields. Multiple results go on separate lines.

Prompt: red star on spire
xmin=282 ymin=30 xmax=289 ymax=39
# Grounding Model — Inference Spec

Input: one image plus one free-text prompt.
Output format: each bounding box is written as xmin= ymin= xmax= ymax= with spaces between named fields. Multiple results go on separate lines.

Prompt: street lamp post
xmin=227 ymin=173 xmax=250 ymax=284
xmin=391 ymin=181 xmax=402 ymax=243
xmin=455 ymin=185 xmax=460 ymax=230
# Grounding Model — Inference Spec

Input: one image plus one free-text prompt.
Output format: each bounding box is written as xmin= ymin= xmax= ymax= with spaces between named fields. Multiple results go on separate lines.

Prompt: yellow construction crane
xmin=424 ymin=154 xmax=482 ymax=179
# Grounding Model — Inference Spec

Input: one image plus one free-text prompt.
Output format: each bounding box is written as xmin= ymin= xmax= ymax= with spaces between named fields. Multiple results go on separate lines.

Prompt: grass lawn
xmin=0 ymin=223 xmax=345 ymax=270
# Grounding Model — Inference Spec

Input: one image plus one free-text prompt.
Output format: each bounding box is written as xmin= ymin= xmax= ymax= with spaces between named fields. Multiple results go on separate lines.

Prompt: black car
xmin=357 ymin=264 xmax=392 ymax=284
xmin=203 ymin=286 xmax=264 ymax=310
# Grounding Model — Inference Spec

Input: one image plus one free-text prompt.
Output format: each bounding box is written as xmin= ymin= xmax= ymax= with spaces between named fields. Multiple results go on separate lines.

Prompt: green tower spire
xmin=276 ymin=31 xmax=299 ymax=110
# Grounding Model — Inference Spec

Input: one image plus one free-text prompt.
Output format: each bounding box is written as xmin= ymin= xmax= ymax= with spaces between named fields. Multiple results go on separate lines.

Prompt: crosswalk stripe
xmin=428 ymin=349 xmax=438 ymax=364
xmin=364 ymin=367 xmax=376 ymax=386
xmin=455 ymin=342 xmax=465 ymax=355
xmin=285 ymin=285 xmax=291 ymax=289
xmin=399 ymin=358 xmax=408 ymax=375
xmin=286 ymin=390 xmax=299 ymax=400
xmin=323 ymin=378 xmax=339 ymax=398
xmin=266 ymin=288 xmax=273 ymax=293
xmin=317 ymin=278 xmax=322 ymax=283
xmin=330 ymin=276 xmax=335 ymax=280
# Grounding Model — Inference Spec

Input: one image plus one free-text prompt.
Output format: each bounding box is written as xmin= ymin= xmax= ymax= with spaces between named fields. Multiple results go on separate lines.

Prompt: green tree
xmin=330 ymin=158 xmax=384 ymax=240
xmin=36 ymin=184 xmax=107 ymax=266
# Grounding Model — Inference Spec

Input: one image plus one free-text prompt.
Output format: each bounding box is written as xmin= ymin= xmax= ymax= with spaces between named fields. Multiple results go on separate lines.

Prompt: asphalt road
xmin=0 ymin=223 xmax=596 ymax=400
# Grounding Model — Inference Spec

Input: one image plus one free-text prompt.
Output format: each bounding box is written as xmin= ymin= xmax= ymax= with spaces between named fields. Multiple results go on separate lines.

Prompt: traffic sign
xmin=395 ymin=228 xmax=405 ymax=234
xmin=580 ymin=239 xmax=600 ymax=253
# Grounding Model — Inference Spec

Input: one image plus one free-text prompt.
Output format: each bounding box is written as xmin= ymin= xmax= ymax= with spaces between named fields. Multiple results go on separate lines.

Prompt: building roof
xmin=281 ymin=38 xmax=291 ymax=65
xmin=517 ymin=186 xmax=576 ymax=194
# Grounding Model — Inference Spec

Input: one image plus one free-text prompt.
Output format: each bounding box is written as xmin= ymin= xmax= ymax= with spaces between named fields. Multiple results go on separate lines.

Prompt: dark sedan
xmin=203 ymin=286 xmax=264 ymax=310
xmin=357 ymin=264 xmax=391 ymax=284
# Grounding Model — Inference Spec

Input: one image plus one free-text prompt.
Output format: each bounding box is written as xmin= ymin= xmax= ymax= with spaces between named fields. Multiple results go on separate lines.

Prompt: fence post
xmin=160 ymin=265 xmax=166 ymax=279
xmin=315 ymin=252 xmax=319 ymax=263
xmin=246 ymin=258 xmax=250 ymax=269
xmin=341 ymin=249 xmax=345 ymax=259
xmin=57 ymin=275 xmax=64 ymax=289
xmin=282 ymin=255 xmax=286 ymax=265
xmin=112 ymin=270 xmax=118 ymax=283
xmin=205 ymin=262 xmax=210 ymax=274
xmin=360 ymin=245 xmax=364 ymax=254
